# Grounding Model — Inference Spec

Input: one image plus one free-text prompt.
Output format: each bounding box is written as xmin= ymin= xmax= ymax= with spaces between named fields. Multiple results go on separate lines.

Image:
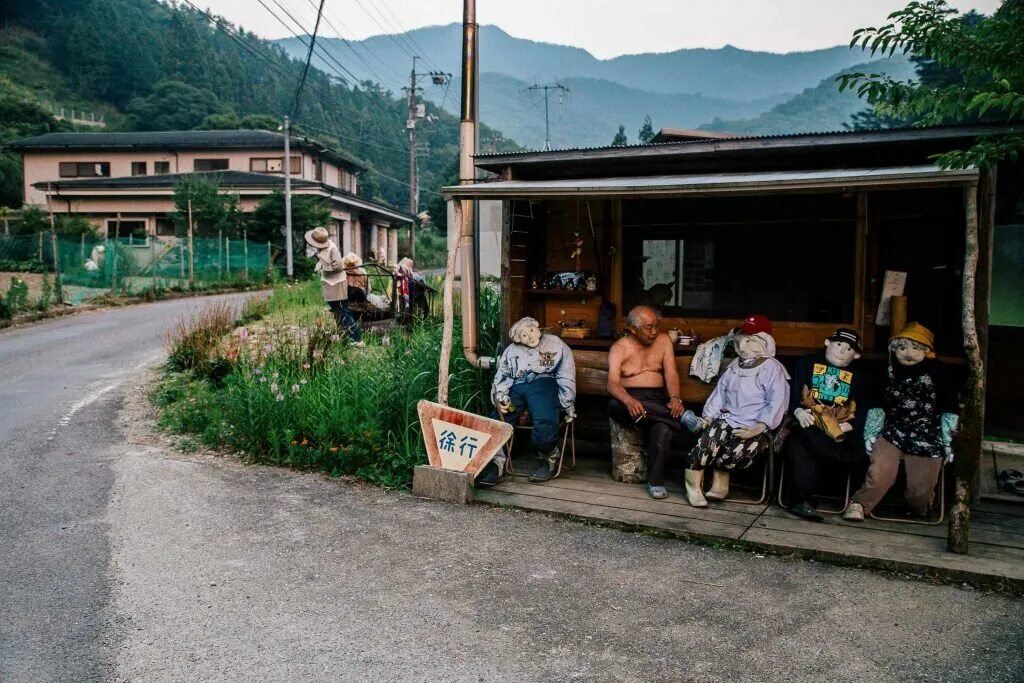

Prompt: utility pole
xmin=525 ymin=83 xmax=570 ymax=151
xmin=283 ymin=115 xmax=294 ymax=278
xmin=405 ymin=59 xmax=451 ymax=260
xmin=407 ymin=56 xmax=419 ymax=259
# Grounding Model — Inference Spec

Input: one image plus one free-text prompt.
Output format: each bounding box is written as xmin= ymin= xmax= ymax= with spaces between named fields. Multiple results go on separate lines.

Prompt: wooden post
xmin=890 ymin=295 xmax=908 ymax=334
xmin=243 ymin=230 xmax=249 ymax=282
xmin=437 ymin=200 xmax=462 ymax=406
xmin=225 ymin=236 xmax=231 ymax=279
xmin=38 ymin=231 xmax=44 ymax=261
xmin=218 ymin=229 xmax=223 ymax=281
xmin=267 ymin=241 xmax=272 ymax=276
xmin=50 ymin=229 xmax=63 ymax=304
xmin=80 ymin=233 xmax=85 ymax=265
xmin=111 ymin=212 xmax=120 ymax=291
xmin=187 ymin=199 xmax=195 ymax=287
xmin=948 ymin=170 xmax=994 ymax=554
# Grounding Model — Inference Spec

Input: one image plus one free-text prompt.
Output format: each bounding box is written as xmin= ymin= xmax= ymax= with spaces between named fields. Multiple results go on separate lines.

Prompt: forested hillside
xmin=699 ymin=58 xmax=918 ymax=135
xmin=0 ymin=0 xmax=516 ymax=213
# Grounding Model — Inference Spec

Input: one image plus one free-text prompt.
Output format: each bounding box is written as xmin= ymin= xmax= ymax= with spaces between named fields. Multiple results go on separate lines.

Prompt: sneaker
xmin=843 ymin=502 xmax=865 ymax=522
xmin=475 ymin=461 xmax=501 ymax=488
xmin=528 ymin=449 xmax=559 ymax=482
xmin=788 ymin=501 xmax=824 ymax=522
xmin=647 ymin=484 xmax=668 ymax=500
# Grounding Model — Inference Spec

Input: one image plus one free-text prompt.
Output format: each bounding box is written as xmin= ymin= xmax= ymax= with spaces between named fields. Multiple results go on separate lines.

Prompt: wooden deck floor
xmin=475 ymin=458 xmax=1024 ymax=588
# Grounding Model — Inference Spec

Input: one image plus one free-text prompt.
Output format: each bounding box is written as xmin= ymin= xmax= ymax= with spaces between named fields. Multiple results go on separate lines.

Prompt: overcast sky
xmin=197 ymin=0 xmax=1002 ymax=58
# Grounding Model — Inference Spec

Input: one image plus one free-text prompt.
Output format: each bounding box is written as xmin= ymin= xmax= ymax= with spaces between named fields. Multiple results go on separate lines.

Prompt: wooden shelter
xmin=444 ymin=123 xmax=1024 ymax=553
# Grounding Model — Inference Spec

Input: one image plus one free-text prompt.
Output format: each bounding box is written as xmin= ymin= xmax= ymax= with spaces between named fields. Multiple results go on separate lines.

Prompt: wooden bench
xmin=572 ymin=349 xmax=715 ymax=484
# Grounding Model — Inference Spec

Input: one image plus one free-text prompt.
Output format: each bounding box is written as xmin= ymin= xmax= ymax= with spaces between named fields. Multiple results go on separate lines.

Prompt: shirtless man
xmin=607 ymin=305 xmax=685 ymax=499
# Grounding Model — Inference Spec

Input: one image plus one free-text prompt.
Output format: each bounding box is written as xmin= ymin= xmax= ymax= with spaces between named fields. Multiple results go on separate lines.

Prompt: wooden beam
xmin=609 ymin=199 xmax=623 ymax=326
xmin=948 ymin=169 xmax=993 ymax=554
xmin=500 ymin=200 xmax=512 ymax=345
xmin=854 ymin=193 xmax=868 ymax=340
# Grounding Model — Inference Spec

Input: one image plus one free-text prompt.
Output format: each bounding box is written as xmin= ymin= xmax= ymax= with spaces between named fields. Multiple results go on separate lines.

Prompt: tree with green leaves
xmin=638 ymin=115 xmax=656 ymax=144
xmin=838 ymin=0 xmax=1023 ymax=168
xmin=247 ymin=189 xmax=330 ymax=244
xmin=611 ymin=125 xmax=628 ymax=146
xmin=171 ymin=175 xmax=241 ymax=238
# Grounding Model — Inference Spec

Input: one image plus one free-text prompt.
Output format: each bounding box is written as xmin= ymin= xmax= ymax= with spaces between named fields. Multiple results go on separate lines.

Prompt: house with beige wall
xmin=9 ymin=130 xmax=412 ymax=264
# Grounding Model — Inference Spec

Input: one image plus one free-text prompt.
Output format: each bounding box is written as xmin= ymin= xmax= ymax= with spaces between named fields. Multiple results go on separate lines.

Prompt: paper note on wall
xmin=875 ymin=270 xmax=908 ymax=325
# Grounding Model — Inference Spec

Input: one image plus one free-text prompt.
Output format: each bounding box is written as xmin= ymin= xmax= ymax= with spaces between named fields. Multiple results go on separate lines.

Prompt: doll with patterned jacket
xmin=843 ymin=322 xmax=959 ymax=521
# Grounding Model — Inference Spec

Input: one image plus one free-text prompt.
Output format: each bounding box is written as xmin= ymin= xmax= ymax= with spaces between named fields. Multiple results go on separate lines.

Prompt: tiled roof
xmin=36 ymin=170 xmax=318 ymax=189
xmin=9 ymin=129 xmax=365 ymax=172
xmin=36 ymin=171 xmax=413 ymax=222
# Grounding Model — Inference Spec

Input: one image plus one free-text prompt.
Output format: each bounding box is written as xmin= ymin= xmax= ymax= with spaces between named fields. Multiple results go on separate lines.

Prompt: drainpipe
xmin=458 ymin=0 xmax=493 ymax=370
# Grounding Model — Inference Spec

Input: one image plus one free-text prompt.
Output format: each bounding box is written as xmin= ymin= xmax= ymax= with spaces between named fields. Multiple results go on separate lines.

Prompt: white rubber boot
xmin=705 ymin=469 xmax=730 ymax=502
xmin=684 ymin=469 xmax=708 ymax=508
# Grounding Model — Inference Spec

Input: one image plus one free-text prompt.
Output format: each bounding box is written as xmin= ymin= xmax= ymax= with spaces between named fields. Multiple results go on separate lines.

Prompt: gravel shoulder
xmin=108 ymin=374 xmax=1024 ymax=682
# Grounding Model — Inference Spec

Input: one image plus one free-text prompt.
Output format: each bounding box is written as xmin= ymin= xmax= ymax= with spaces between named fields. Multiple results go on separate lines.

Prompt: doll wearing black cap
xmin=783 ymin=328 xmax=873 ymax=521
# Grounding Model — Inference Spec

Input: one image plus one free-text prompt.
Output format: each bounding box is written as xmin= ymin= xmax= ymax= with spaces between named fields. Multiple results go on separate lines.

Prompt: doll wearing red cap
xmin=681 ymin=315 xmax=790 ymax=508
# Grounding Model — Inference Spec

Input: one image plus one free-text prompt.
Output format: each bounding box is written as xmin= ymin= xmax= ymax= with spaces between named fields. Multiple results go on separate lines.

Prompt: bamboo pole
xmin=111 ymin=212 xmax=120 ymax=291
xmin=218 ymin=229 xmax=223 ymax=281
xmin=948 ymin=180 xmax=987 ymax=554
xmin=225 ymin=236 xmax=231 ymax=279
xmin=50 ymin=229 xmax=63 ymax=304
xmin=243 ymin=230 xmax=249 ymax=282
xmin=80 ymin=233 xmax=85 ymax=265
xmin=38 ymin=231 xmax=43 ymax=260
xmin=187 ymin=199 xmax=195 ymax=287
xmin=437 ymin=200 xmax=462 ymax=406
xmin=267 ymin=241 xmax=272 ymax=276
xmin=179 ymin=241 xmax=185 ymax=279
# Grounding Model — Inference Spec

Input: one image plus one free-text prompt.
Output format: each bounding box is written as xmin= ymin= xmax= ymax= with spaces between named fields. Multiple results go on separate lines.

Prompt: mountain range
xmin=277 ymin=23 xmax=913 ymax=148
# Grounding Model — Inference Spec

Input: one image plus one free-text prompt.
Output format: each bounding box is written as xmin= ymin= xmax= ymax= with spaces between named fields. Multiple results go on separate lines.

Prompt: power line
xmin=292 ymin=120 xmax=410 ymax=154
xmin=178 ymin=1 xmax=390 ymax=145
xmin=298 ymin=0 xmax=405 ymax=85
xmin=258 ymin=0 xmax=361 ymax=87
xmin=366 ymin=0 xmax=444 ymax=73
xmin=349 ymin=0 xmax=415 ymax=59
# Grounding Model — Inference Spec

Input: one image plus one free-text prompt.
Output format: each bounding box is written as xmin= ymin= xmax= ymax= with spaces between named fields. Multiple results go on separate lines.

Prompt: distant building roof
xmin=36 ymin=171 xmax=413 ymax=223
xmin=9 ymin=129 xmax=366 ymax=173
xmin=649 ymin=128 xmax=740 ymax=143
xmin=36 ymin=170 xmax=318 ymax=190
xmin=472 ymin=123 xmax=1024 ymax=179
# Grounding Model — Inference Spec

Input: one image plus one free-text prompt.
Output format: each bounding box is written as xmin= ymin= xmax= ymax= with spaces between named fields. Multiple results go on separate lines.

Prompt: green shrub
xmin=5 ymin=276 xmax=29 ymax=312
xmin=0 ymin=258 xmax=46 ymax=273
xmin=35 ymin=275 xmax=52 ymax=311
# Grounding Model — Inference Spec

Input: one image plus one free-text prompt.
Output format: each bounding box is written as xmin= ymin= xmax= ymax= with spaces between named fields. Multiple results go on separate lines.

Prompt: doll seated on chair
xmin=843 ymin=323 xmax=958 ymax=522
xmin=783 ymin=328 xmax=873 ymax=522
xmin=681 ymin=315 xmax=790 ymax=508
xmin=476 ymin=317 xmax=577 ymax=487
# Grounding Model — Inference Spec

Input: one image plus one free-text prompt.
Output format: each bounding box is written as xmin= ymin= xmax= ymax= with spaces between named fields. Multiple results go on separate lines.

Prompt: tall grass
xmin=154 ymin=279 xmax=501 ymax=488
xmin=164 ymin=300 xmax=237 ymax=372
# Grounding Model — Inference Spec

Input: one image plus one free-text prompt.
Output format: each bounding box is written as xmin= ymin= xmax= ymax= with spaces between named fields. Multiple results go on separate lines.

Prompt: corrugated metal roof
xmin=444 ymin=165 xmax=978 ymax=199
xmin=474 ymin=123 xmax=1019 ymax=161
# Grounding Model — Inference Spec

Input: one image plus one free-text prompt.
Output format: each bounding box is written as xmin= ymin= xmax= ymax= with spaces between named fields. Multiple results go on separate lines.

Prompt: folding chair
xmin=716 ymin=425 xmax=783 ymax=506
xmin=868 ymin=463 xmax=946 ymax=525
xmin=501 ymin=407 xmax=576 ymax=480
xmin=776 ymin=460 xmax=852 ymax=515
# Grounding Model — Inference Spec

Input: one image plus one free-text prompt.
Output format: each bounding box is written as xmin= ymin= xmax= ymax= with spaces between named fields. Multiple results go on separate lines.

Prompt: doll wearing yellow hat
xmin=844 ymin=322 xmax=958 ymax=521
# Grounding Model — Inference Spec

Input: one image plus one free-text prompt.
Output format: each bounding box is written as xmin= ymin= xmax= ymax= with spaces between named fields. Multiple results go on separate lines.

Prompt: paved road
xmin=2 ymin=297 xmax=1023 ymax=682
xmin=0 ymin=294 xmax=255 ymax=682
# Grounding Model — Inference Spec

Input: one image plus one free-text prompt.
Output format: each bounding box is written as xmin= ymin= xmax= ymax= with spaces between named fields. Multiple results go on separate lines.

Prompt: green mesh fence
xmin=0 ymin=232 xmax=272 ymax=306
